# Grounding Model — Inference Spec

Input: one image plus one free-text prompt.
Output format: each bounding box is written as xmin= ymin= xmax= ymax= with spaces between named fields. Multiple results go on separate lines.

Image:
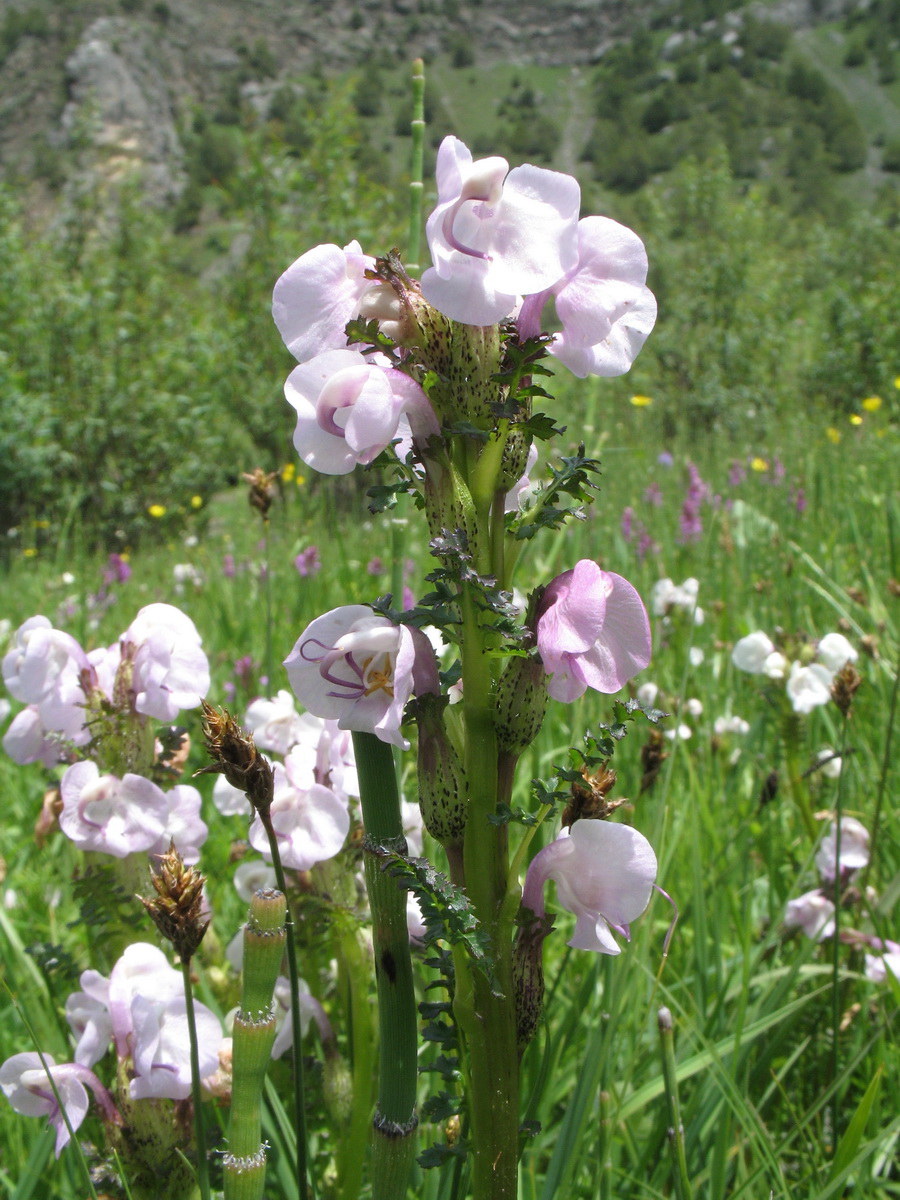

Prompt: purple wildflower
xmin=223 ymin=554 xmax=236 ymax=578
xmin=103 ymin=554 xmax=132 ymax=586
xmin=294 ymin=546 xmax=321 ymax=577
xmin=728 ymin=460 xmax=746 ymax=488
xmin=621 ymin=507 xmax=634 ymax=542
xmin=657 ymin=451 xmax=674 ymax=468
xmin=367 ymin=557 xmax=384 ymax=576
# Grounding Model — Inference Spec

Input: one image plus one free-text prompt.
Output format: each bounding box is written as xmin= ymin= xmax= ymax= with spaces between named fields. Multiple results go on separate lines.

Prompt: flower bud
xmin=494 ymin=655 xmax=548 ymax=755
xmin=415 ymin=694 xmax=467 ymax=847
xmin=512 ymin=912 xmax=553 ymax=1053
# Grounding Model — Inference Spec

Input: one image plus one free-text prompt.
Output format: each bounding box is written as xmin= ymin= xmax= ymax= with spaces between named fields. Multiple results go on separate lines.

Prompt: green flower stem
xmin=180 ymin=960 xmax=211 ymax=1200
xmin=225 ymin=889 xmax=287 ymax=1200
xmin=658 ymin=1007 xmax=692 ymax=1200
xmin=458 ymin=583 xmax=520 ymax=1200
xmin=351 ymin=731 xmax=419 ymax=1200
xmin=259 ymin=828 xmax=312 ymax=1198
xmin=407 ymin=58 xmax=425 ymax=274
xmin=830 ymin=709 xmax=849 ymax=1152
xmin=334 ymin=927 xmax=376 ymax=1200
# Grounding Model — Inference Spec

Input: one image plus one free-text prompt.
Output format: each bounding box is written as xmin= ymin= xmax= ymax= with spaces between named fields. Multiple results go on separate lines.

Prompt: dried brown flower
xmin=198 ymin=701 xmax=274 ymax=817
xmin=243 ymin=468 xmax=278 ymax=519
xmin=139 ymin=843 xmax=209 ymax=962
xmin=832 ymin=664 xmax=862 ymax=718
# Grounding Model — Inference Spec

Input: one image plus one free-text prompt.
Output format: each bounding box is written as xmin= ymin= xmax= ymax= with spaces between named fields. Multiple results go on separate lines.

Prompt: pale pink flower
xmin=1 ymin=617 xmax=88 ymax=705
xmin=522 ymin=820 xmax=657 ymax=954
xmin=123 ymin=603 xmax=210 ymax=722
xmin=248 ymin=751 xmax=351 ymax=871
xmin=272 ymin=240 xmax=376 ymax=364
xmin=815 ymin=817 xmax=869 ymax=882
xmin=535 ymin=560 xmax=651 ymax=702
xmin=517 ymin=216 xmax=657 ymax=378
xmin=285 ymin=348 xmax=437 ymax=476
xmin=421 ymin=135 xmax=580 ymax=325
xmin=285 ymin=606 xmax=437 ymax=748
xmin=0 ymin=1053 xmax=115 ymax=1156
xmin=148 ymin=784 xmax=208 ymax=864
xmin=59 ymin=761 xmax=169 ymax=858
xmin=784 ymin=889 xmax=835 ymax=940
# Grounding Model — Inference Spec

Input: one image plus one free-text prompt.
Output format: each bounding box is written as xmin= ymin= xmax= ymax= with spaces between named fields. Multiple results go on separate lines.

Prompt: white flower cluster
xmin=732 ymin=630 xmax=857 ymax=714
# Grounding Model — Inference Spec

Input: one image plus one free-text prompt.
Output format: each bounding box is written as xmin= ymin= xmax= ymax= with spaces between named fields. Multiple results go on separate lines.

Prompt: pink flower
xmin=248 ymin=752 xmax=350 ymax=872
xmin=285 ymin=349 xmax=437 ymax=476
xmin=0 ymin=1053 xmax=116 ymax=1156
xmin=518 ymin=216 xmax=657 ymax=378
xmin=272 ymin=240 xmax=377 ymax=364
xmin=148 ymin=784 xmax=208 ymax=864
xmin=421 ymin=136 xmax=580 ymax=325
xmin=522 ymin=820 xmax=657 ymax=954
xmin=2 ymin=616 xmax=88 ymax=706
xmin=285 ymin=606 xmax=438 ymax=749
xmin=536 ymin=560 xmax=652 ymax=702
xmin=59 ymin=761 xmax=169 ymax=858
xmin=784 ymin=889 xmax=835 ymax=940
xmin=123 ymin=603 xmax=210 ymax=722
xmin=814 ymin=817 xmax=869 ymax=882
xmin=104 ymin=943 xmax=221 ymax=1099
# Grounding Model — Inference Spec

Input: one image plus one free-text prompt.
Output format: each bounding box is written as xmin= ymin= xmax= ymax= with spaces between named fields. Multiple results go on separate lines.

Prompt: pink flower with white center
xmin=148 ymin=784 xmax=208 ymax=864
xmin=522 ymin=820 xmax=658 ymax=954
xmin=517 ymin=216 xmax=657 ymax=378
xmin=0 ymin=1053 xmax=117 ymax=1156
xmin=421 ymin=136 xmax=580 ymax=326
xmin=272 ymin=240 xmax=377 ymax=365
xmin=285 ymin=606 xmax=436 ymax=748
xmin=786 ymin=661 xmax=833 ymax=714
xmin=285 ymin=348 xmax=438 ymax=476
xmin=784 ymin=889 xmax=835 ymax=940
xmin=123 ymin=603 xmax=210 ymax=722
xmin=815 ymin=817 xmax=869 ymax=882
xmin=59 ymin=761 xmax=168 ymax=857
xmin=535 ymin=560 xmax=652 ymax=702
xmin=248 ymin=751 xmax=350 ymax=871
xmin=2 ymin=616 xmax=88 ymax=705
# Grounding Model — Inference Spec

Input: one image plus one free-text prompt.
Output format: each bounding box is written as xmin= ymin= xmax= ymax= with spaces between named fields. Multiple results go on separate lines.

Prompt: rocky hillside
xmin=0 ymin=0 xmax=872 ymax=206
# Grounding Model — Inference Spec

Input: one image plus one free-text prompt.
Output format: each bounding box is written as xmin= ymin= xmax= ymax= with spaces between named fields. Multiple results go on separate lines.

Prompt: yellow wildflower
xmin=295 ymin=474 xmax=306 ymax=487
xmin=862 ymin=396 xmax=882 ymax=412
xmin=148 ymin=504 xmax=167 ymax=518
xmin=826 ymin=427 xmax=841 ymax=444
xmin=191 ymin=495 xmax=203 ymax=509
xmin=750 ymin=457 xmax=768 ymax=472
xmin=281 ymin=462 xmax=296 ymax=482
xmin=849 ymin=414 xmax=863 ymax=426
xmin=629 ymin=394 xmax=653 ymax=407
xmin=23 ymin=548 xmax=37 ymax=558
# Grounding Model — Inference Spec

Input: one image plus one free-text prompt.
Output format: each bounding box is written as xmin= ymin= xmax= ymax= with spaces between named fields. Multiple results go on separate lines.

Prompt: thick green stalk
xmin=334 ymin=928 xmax=376 ymax=1200
xmin=457 ymin=582 xmax=520 ymax=1200
xmin=225 ymin=889 xmax=286 ymax=1200
xmin=352 ymin=731 xmax=419 ymax=1199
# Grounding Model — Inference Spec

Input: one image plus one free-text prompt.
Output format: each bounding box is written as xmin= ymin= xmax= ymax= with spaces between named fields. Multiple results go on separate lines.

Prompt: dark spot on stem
xmin=381 ymin=948 xmax=397 ymax=983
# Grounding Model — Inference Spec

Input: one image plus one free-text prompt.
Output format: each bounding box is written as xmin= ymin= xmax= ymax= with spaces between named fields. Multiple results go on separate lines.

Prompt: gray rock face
xmin=61 ymin=17 xmax=184 ymax=204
